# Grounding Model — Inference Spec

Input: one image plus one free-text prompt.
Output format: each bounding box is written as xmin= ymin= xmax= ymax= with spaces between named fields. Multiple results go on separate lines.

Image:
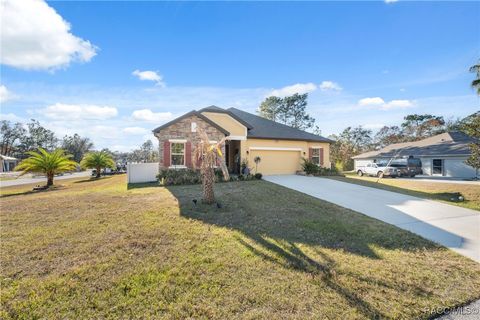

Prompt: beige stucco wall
xmin=201 ymin=112 xmax=247 ymax=137
xmin=240 ymin=138 xmax=331 ymax=174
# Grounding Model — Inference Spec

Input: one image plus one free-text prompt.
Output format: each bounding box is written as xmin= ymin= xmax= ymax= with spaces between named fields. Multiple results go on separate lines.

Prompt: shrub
xmin=157 ymin=168 xmax=236 ymax=186
xmin=254 ymin=173 xmax=262 ymax=180
xmin=157 ymin=169 xmax=201 ymax=185
xmin=316 ymin=167 xmax=342 ymax=176
xmin=301 ymin=158 xmax=319 ymax=175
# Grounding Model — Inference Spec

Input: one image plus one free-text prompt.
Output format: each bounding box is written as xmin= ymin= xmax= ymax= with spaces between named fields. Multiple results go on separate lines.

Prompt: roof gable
xmin=228 ymin=108 xmax=333 ymax=143
xmin=152 ymin=110 xmax=230 ymax=135
xmin=198 ymin=106 xmax=253 ymax=129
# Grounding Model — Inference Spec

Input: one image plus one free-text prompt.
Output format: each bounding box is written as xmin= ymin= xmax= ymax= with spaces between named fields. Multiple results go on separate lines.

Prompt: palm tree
xmin=81 ymin=151 xmax=116 ymax=178
xmin=470 ymin=62 xmax=480 ymax=95
xmin=14 ymin=148 xmax=78 ymax=187
xmin=193 ymin=127 xmax=229 ymax=204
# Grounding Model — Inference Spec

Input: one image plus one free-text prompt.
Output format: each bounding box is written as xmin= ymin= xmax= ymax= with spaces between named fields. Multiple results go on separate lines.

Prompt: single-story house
xmin=152 ymin=106 xmax=333 ymax=175
xmin=0 ymin=154 xmax=19 ymax=173
xmin=352 ymin=131 xmax=478 ymax=178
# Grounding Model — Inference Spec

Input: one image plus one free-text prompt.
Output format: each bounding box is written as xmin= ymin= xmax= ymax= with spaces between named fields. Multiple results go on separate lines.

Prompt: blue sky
xmin=1 ymin=0 xmax=479 ymax=151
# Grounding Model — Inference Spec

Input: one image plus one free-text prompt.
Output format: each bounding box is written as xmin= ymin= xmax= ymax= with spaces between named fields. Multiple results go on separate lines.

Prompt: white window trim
xmin=169 ymin=139 xmax=187 ymax=143
xmin=249 ymin=147 xmax=302 ymax=151
xmin=169 ymin=165 xmax=187 ymax=169
xmin=170 ymin=142 xmax=186 ymax=167
xmin=311 ymin=147 xmax=322 ymax=165
xmin=226 ymin=135 xmax=247 ymax=141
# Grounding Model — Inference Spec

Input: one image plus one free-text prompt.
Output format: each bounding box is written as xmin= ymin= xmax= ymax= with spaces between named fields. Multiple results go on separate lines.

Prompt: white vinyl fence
xmin=127 ymin=163 xmax=159 ymax=184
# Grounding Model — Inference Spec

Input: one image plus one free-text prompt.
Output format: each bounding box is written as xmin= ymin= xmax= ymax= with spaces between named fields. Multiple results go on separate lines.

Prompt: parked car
xmin=389 ymin=163 xmax=416 ymax=177
xmin=390 ymin=157 xmax=422 ymax=176
xmin=357 ymin=162 xmax=399 ymax=178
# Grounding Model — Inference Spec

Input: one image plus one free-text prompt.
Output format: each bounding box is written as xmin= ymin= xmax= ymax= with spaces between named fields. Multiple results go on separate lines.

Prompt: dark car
xmin=389 ymin=163 xmax=416 ymax=177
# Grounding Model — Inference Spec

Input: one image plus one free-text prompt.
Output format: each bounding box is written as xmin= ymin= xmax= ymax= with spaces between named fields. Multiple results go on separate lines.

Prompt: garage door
xmin=250 ymin=150 xmax=301 ymax=175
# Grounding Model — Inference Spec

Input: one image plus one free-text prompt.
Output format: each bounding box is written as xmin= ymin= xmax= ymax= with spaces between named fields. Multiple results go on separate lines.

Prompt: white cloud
xmin=358 ymin=97 xmax=413 ymax=110
xmin=269 ymin=83 xmax=317 ymax=97
xmin=358 ymin=97 xmax=385 ymax=107
xmin=383 ymin=99 xmax=413 ymax=110
xmin=0 ymin=0 xmax=97 ymax=70
xmin=42 ymin=103 xmax=118 ymax=120
xmin=0 ymin=85 xmax=15 ymax=103
xmin=0 ymin=112 xmax=25 ymax=122
xmin=385 ymin=0 xmax=398 ymax=3
xmin=123 ymin=126 xmax=149 ymax=135
xmin=132 ymin=109 xmax=173 ymax=123
xmin=319 ymin=81 xmax=342 ymax=92
xmin=132 ymin=70 xmax=165 ymax=87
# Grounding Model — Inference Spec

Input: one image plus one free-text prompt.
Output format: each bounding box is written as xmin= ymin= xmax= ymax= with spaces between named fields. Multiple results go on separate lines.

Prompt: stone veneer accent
xmin=154 ymin=114 xmax=227 ymax=169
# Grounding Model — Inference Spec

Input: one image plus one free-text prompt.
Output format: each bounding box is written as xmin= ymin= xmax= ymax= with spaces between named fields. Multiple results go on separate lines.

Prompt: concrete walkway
xmin=264 ymin=175 xmax=480 ymax=263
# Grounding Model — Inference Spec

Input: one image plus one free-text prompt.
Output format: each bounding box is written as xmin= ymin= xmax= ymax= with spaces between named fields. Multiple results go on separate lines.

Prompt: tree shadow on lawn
xmin=126 ymin=181 xmax=161 ymax=190
xmin=73 ymin=176 xmax=114 ymax=184
xmin=0 ymin=185 xmax=65 ymax=198
xmin=165 ymin=181 xmax=455 ymax=319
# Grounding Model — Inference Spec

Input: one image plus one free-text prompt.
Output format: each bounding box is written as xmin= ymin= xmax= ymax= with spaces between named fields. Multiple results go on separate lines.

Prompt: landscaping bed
xmin=1 ymin=175 xmax=479 ymax=319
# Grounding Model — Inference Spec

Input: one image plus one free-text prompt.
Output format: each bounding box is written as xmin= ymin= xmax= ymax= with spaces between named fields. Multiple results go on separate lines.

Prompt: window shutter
xmin=319 ymin=148 xmax=324 ymax=166
xmin=163 ymin=141 xmax=170 ymax=167
xmin=308 ymin=148 xmax=313 ymax=161
xmin=185 ymin=142 xmax=192 ymax=167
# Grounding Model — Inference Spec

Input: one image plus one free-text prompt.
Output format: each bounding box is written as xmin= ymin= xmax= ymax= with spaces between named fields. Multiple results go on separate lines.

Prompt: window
xmin=171 ymin=143 xmax=185 ymax=166
xmin=191 ymin=122 xmax=197 ymax=132
xmin=311 ymin=148 xmax=320 ymax=165
xmin=432 ymin=159 xmax=443 ymax=175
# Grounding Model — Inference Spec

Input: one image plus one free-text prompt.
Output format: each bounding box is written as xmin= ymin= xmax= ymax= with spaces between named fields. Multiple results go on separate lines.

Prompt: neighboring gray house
xmin=352 ymin=132 xmax=478 ymax=178
xmin=0 ymin=154 xmax=19 ymax=173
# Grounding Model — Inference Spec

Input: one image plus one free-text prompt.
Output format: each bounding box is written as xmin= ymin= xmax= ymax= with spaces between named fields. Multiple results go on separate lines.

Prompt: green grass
xmin=1 ymin=175 xmax=479 ymax=319
xmin=328 ymin=173 xmax=480 ymax=211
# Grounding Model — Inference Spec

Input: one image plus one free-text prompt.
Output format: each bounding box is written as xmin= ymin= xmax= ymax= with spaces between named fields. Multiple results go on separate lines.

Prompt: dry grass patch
xmin=1 ymin=175 xmax=479 ymax=319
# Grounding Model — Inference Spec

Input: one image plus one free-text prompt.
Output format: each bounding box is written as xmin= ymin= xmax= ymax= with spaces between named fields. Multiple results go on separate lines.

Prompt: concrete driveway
xmin=264 ymin=175 xmax=480 ymax=263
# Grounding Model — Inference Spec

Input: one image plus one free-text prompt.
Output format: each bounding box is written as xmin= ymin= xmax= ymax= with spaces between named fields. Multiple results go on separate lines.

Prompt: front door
xmin=432 ymin=159 xmax=444 ymax=176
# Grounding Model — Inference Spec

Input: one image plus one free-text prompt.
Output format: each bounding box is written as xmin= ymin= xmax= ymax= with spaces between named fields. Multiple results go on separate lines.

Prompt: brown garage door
xmin=250 ymin=150 xmax=301 ymax=175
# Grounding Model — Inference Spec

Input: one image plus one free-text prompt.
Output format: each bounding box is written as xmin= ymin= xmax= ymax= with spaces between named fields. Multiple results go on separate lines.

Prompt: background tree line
xmin=257 ymin=59 xmax=479 ymax=172
xmin=328 ymin=112 xmax=478 ymax=171
xmin=0 ymin=119 xmax=158 ymax=164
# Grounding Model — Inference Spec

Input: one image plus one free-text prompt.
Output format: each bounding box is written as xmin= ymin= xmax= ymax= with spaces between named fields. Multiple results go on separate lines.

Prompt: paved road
xmin=264 ymin=175 xmax=480 ymax=263
xmin=437 ymin=299 xmax=480 ymax=319
xmin=0 ymin=171 xmax=92 ymax=188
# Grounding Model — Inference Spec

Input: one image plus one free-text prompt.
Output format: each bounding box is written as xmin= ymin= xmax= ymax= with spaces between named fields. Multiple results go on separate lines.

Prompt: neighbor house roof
xmin=352 ymin=132 xmax=476 ymax=159
xmin=227 ymin=107 xmax=333 ymax=143
xmin=0 ymin=154 xmax=18 ymax=161
xmin=152 ymin=110 xmax=230 ymax=135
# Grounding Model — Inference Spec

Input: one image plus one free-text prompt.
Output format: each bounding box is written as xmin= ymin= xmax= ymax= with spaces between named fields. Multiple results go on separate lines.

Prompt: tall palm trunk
xmin=202 ymin=168 xmax=215 ymax=204
xmin=47 ymin=172 xmax=54 ymax=187
xmin=96 ymin=166 xmax=101 ymax=178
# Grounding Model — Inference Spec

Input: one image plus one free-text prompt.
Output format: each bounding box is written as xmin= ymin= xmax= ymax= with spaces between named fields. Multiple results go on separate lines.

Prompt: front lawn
xmin=330 ymin=174 xmax=480 ymax=211
xmin=1 ymin=176 xmax=479 ymax=319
